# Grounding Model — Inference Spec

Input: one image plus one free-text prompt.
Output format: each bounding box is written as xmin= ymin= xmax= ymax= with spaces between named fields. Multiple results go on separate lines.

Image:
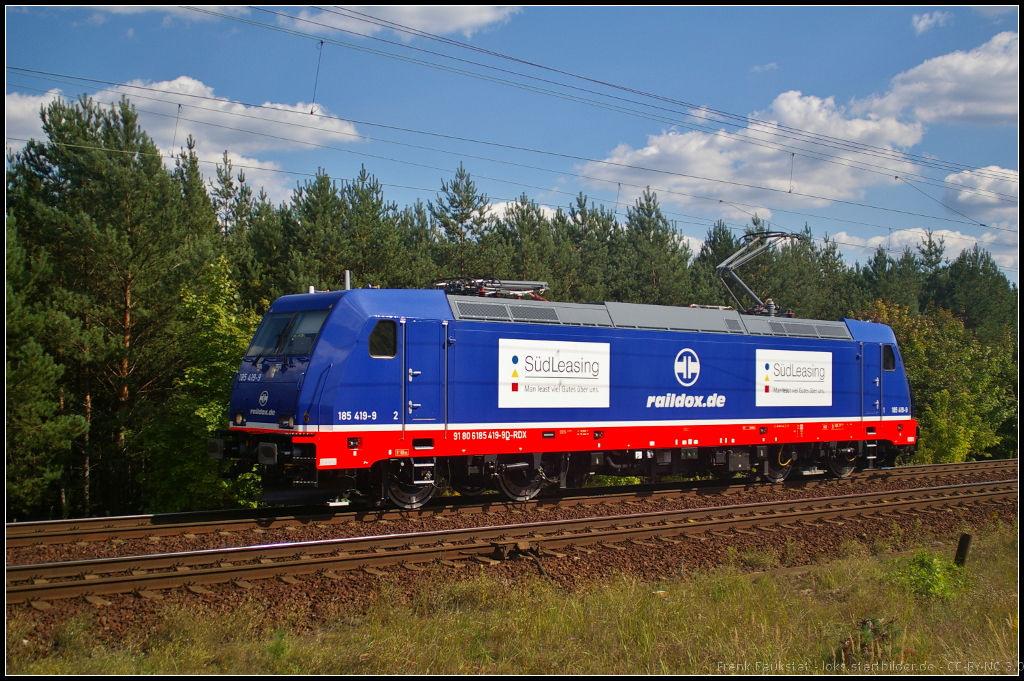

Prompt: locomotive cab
xmin=212 ymin=289 xmax=456 ymax=505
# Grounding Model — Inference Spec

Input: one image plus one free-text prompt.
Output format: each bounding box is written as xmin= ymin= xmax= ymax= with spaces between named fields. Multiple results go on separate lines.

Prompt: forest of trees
xmin=6 ymin=97 xmax=1018 ymax=520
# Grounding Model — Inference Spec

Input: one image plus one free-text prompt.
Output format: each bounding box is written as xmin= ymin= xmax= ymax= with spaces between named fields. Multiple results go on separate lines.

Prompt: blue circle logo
xmin=512 ymin=355 xmax=519 ymax=364
xmin=674 ymin=349 xmax=701 ymax=387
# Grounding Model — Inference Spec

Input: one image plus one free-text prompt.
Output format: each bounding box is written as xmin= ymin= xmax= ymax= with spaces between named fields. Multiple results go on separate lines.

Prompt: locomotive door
xmin=861 ymin=342 xmax=882 ymax=418
xmin=404 ymin=320 xmax=443 ymax=422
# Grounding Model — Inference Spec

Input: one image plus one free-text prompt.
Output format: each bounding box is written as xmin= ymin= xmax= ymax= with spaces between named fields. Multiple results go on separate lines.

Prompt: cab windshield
xmin=245 ymin=310 xmax=330 ymax=357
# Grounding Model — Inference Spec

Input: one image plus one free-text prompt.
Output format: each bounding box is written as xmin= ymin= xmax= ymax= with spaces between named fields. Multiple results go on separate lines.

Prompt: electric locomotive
xmin=209 ymin=280 xmax=918 ymax=509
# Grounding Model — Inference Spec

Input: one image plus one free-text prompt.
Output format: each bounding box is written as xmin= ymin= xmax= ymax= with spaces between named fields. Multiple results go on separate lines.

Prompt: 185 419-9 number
xmin=337 ymin=411 xmax=377 ymax=421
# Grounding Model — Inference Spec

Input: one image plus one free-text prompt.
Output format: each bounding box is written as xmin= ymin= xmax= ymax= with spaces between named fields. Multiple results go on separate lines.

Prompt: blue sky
xmin=6 ymin=6 xmax=1018 ymax=280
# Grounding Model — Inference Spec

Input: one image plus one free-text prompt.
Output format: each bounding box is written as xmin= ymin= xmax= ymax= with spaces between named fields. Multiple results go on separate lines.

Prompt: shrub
xmin=889 ymin=552 xmax=966 ymax=599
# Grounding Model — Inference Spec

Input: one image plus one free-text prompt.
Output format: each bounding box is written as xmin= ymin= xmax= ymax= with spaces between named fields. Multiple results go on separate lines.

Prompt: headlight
xmin=234 ymin=412 xmax=245 ymax=426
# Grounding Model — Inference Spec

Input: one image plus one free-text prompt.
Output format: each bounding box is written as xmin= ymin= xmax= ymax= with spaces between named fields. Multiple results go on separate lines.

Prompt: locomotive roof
xmin=269 ymin=290 xmax=873 ymax=342
xmin=447 ymin=295 xmax=854 ymax=341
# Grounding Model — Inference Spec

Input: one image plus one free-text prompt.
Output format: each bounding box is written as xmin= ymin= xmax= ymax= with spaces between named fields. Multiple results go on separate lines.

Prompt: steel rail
xmin=7 ymin=460 xmax=1015 ymax=548
xmin=7 ymin=479 xmax=1016 ymax=604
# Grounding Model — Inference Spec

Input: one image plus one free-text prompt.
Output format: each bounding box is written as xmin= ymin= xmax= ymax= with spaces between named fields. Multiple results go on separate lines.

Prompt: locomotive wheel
xmin=496 ymin=468 xmax=545 ymax=502
xmin=386 ymin=478 xmax=436 ymax=509
xmin=764 ymin=447 xmax=793 ymax=483
xmin=827 ymin=451 xmax=857 ymax=478
xmin=382 ymin=462 xmax=434 ymax=509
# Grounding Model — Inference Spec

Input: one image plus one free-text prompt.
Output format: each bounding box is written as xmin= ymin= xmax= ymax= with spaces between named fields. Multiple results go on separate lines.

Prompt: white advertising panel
xmin=756 ymin=349 xmax=832 ymax=407
xmin=499 ymin=339 xmax=610 ymax=408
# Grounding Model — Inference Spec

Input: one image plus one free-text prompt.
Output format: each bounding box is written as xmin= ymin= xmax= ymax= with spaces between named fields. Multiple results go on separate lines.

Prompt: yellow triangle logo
xmin=511 ymin=370 xmax=519 ymax=378
xmin=764 ymin=375 xmax=770 ymax=382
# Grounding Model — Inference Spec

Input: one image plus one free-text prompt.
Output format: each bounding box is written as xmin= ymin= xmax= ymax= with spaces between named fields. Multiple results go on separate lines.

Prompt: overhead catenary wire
xmin=8 ymin=66 xmax=1016 ymax=206
xmin=187 ymin=6 xmax=1018 ymax=193
xmin=278 ymin=5 xmax=1019 ymax=188
xmin=895 ymin=175 xmax=990 ymax=228
xmin=6 ymin=78 xmax=1019 ymax=257
xmin=106 ymin=98 xmax=1024 ymax=235
xmin=7 ymin=74 xmax=1019 ymax=256
xmin=320 ymin=5 xmax=1019 ymax=185
xmin=7 ymin=70 xmax=1018 ymax=231
xmin=285 ymin=5 xmax=1018 ymax=187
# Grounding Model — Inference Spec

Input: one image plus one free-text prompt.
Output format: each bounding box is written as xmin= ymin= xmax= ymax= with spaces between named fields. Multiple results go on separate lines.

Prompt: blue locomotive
xmin=210 ymin=281 xmax=918 ymax=508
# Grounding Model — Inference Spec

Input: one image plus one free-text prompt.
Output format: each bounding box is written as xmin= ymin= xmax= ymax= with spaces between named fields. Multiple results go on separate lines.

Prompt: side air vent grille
xmin=456 ymin=302 xmax=510 ymax=320
xmin=769 ymin=321 xmax=787 ymax=334
xmin=725 ymin=319 xmax=743 ymax=332
xmin=815 ymin=324 xmax=852 ymax=339
xmin=509 ymin=305 xmax=559 ymax=322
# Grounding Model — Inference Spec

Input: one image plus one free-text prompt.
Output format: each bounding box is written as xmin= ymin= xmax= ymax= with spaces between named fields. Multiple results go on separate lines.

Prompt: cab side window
xmin=369 ymin=320 xmax=397 ymax=358
xmin=883 ymin=345 xmax=896 ymax=371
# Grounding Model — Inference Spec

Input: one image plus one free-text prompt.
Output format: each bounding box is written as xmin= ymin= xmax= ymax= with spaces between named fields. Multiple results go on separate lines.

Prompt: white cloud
xmin=912 ymin=11 xmax=952 ymax=35
xmin=942 ymin=165 xmax=1019 ymax=226
xmin=118 ymin=76 xmax=360 ymax=154
xmin=855 ymin=32 xmax=1018 ymax=125
xmin=282 ymin=6 xmax=521 ymax=40
xmin=5 ymin=77 xmax=363 ymax=204
xmin=751 ymin=62 xmax=777 ymax=73
xmin=577 ymin=91 xmax=921 ymax=217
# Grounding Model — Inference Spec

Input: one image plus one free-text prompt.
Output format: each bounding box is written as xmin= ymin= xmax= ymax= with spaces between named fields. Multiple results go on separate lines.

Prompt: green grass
xmin=7 ymin=524 xmax=1018 ymax=674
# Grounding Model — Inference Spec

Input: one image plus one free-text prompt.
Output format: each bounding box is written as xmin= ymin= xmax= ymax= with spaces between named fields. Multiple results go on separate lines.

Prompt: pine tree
xmin=429 ymin=164 xmax=490 ymax=277
xmin=691 ymin=220 xmax=741 ymax=307
xmin=612 ymin=189 xmax=691 ymax=305
xmin=486 ymin=194 xmax=555 ymax=286
xmin=551 ymin=194 xmax=615 ymax=302
xmin=939 ymin=245 xmax=1017 ymax=342
xmin=238 ymin=193 xmax=289 ymax=310
xmin=915 ymin=230 xmax=947 ymax=314
xmin=285 ymin=171 xmax=348 ymax=292
xmin=857 ymin=246 xmax=921 ymax=313
xmin=175 ymin=136 xmax=218 ymax=238
xmin=342 ymin=166 xmax=403 ymax=287
xmin=5 ymin=220 xmax=89 ymax=520
xmin=209 ymin=151 xmax=254 ymax=238
xmin=394 ymin=200 xmax=441 ymax=288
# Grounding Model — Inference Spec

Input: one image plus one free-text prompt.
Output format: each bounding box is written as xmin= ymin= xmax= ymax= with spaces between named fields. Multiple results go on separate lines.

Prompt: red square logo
xmin=764 ymin=385 xmax=770 ymax=393
xmin=512 ymin=383 xmax=518 ymax=392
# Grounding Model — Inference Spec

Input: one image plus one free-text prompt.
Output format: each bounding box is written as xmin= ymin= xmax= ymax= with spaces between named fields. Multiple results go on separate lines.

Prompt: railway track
xmin=7 ymin=478 xmax=1016 ymax=604
xmin=6 ymin=460 xmax=1015 ymax=548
